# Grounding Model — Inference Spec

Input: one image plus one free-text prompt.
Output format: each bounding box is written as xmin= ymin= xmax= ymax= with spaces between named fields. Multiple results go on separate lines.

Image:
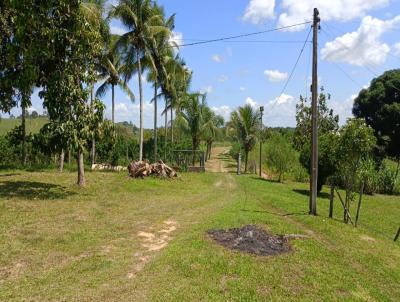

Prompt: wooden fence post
xmin=395 ymin=227 xmax=400 ymax=242
xmin=329 ymin=185 xmax=334 ymax=218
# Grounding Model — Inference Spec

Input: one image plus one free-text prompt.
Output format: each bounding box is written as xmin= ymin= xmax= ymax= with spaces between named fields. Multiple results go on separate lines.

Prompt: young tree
xmin=202 ymin=107 xmax=224 ymax=160
xmin=294 ymin=89 xmax=340 ymax=192
xmin=335 ymin=118 xmax=376 ymax=223
xmin=37 ymin=0 xmax=106 ymax=186
xmin=177 ymin=93 xmax=207 ymax=165
xmin=264 ymin=133 xmax=296 ymax=182
xmin=228 ymin=105 xmax=260 ymax=172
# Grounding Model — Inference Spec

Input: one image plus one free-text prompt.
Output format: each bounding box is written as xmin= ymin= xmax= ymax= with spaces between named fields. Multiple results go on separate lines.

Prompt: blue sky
xmin=4 ymin=0 xmax=400 ymax=127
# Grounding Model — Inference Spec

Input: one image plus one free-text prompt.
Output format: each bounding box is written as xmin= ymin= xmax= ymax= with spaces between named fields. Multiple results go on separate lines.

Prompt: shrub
xmin=264 ymin=133 xmax=296 ymax=182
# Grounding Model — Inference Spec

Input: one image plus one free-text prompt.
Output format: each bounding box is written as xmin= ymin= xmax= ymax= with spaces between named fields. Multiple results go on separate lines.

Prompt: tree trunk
xmin=192 ymin=137 xmax=197 ymax=166
xmin=59 ymin=149 xmax=65 ymax=173
xmin=91 ymin=139 xmax=96 ymax=166
xmin=68 ymin=149 xmax=71 ymax=166
xmin=170 ymin=107 xmax=174 ymax=144
xmin=112 ymin=84 xmax=115 ymax=124
xmin=77 ymin=150 xmax=85 ymax=187
xmin=244 ymin=150 xmax=249 ymax=172
xmin=137 ymin=49 xmax=144 ymax=161
xmin=208 ymin=142 xmax=212 ymax=160
xmin=164 ymin=98 xmax=168 ymax=161
xmin=21 ymin=104 xmax=27 ymax=166
xmin=154 ymin=83 xmax=158 ymax=162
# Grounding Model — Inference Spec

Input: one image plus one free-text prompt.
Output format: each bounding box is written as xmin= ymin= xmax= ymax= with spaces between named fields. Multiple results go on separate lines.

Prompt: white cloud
xmin=169 ymin=31 xmax=183 ymax=48
xmin=211 ymin=105 xmax=231 ymax=121
xmin=394 ymin=42 xmax=400 ymax=56
xmin=200 ymin=86 xmax=213 ymax=94
xmin=212 ymin=54 xmax=222 ymax=63
xmin=218 ymin=75 xmax=229 ymax=83
xmin=264 ymin=93 xmax=296 ymax=126
xmin=245 ymin=97 xmax=257 ymax=108
xmin=264 ymin=69 xmax=288 ymax=82
xmin=243 ymin=0 xmax=275 ymax=24
xmin=277 ymin=0 xmax=389 ymax=31
xmin=321 ymin=16 xmax=400 ymax=66
xmin=110 ymin=25 xmax=127 ymax=36
xmin=329 ymin=94 xmax=357 ymax=125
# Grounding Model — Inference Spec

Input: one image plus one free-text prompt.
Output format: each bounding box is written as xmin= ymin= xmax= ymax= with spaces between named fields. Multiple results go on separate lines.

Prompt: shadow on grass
xmin=0 ymin=181 xmax=76 ymax=200
xmin=240 ymin=209 xmax=309 ymax=217
xmin=249 ymin=176 xmax=281 ymax=184
xmin=292 ymin=189 xmax=330 ymax=200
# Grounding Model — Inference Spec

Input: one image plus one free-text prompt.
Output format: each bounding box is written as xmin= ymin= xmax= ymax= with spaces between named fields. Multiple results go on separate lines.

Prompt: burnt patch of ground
xmin=207 ymin=225 xmax=292 ymax=256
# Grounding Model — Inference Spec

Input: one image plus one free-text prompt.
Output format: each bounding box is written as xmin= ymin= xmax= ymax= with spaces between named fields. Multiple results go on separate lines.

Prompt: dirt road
xmin=205 ymin=146 xmax=236 ymax=173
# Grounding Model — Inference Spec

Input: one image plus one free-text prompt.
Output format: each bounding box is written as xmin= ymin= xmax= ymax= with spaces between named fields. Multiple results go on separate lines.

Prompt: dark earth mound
xmin=207 ymin=225 xmax=292 ymax=256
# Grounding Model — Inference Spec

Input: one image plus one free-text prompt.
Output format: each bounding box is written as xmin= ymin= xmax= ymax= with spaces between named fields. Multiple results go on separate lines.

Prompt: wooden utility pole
xmin=259 ymin=106 xmax=264 ymax=177
xmin=309 ymin=8 xmax=320 ymax=216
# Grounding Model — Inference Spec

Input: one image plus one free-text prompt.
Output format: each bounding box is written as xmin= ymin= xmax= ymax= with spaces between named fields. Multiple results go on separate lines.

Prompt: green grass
xmin=0 ymin=117 xmax=48 ymax=136
xmin=0 ymin=171 xmax=399 ymax=301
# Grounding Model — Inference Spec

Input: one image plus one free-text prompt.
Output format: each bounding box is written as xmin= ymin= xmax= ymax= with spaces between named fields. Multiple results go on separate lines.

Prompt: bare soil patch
xmin=207 ymin=225 xmax=292 ymax=256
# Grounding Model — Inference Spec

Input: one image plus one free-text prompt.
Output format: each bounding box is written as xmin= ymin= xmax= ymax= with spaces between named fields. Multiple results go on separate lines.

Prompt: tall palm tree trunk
xmin=154 ymin=83 xmax=158 ymax=162
xmin=112 ymin=84 xmax=115 ymax=124
xmin=164 ymin=98 xmax=168 ymax=161
xmin=170 ymin=107 xmax=174 ymax=144
xmin=244 ymin=150 xmax=249 ymax=173
xmin=90 ymin=86 xmax=95 ymax=166
xmin=21 ymin=103 xmax=27 ymax=166
xmin=137 ymin=49 xmax=144 ymax=161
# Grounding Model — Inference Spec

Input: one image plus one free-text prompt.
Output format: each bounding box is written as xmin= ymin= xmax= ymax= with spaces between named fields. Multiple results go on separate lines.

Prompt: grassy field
xmin=0 ymin=117 xmax=48 ymax=135
xmin=0 ymin=170 xmax=399 ymax=301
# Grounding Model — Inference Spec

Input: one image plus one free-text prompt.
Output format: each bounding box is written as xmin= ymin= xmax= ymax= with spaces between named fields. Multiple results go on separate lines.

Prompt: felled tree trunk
xmin=77 ymin=150 xmax=85 ymax=187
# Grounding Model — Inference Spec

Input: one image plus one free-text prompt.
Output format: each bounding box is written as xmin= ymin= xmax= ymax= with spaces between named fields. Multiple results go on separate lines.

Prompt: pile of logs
xmin=128 ymin=160 xmax=178 ymax=179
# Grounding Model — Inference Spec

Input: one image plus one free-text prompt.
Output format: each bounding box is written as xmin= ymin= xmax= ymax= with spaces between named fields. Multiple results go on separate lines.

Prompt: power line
xmin=181 ymin=39 xmax=311 ymax=44
xmin=274 ymin=26 xmax=312 ymax=107
xmin=172 ymin=21 xmax=312 ymax=48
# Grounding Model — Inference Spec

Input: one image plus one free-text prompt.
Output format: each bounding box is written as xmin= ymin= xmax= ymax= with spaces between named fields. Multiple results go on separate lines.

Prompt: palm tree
xmin=96 ymin=36 xmax=135 ymax=124
xmin=146 ymin=9 xmax=176 ymax=161
xmin=111 ymin=0 xmax=168 ymax=161
xmin=228 ymin=105 xmax=260 ymax=172
xmin=177 ymin=93 xmax=207 ymax=165
xmin=202 ymin=107 xmax=224 ymax=160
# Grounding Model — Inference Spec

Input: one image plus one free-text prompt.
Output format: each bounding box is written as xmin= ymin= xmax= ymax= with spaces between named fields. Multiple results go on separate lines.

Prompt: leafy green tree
xmin=228 ymin=104 xmax=260 ymax=172
xmin=353 ymin=69 xmax=400 ymax=176
xmin=264 ymin=133 xmax=297 ymax=182
xmin=335 ymin=118 xmax=376 ymax=223
xmin=294 ymin=89 xmax=340 ymax=192
xmin=111 ymin=0 xmax=168 ymax=161
xmin=36 ymin=0 xmax=106 ymax=186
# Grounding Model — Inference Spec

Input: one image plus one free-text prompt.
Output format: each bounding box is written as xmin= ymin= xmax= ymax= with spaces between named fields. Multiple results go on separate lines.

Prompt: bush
xmin=378 ymin=163 xmax=397 ymax=195
xmin=264 ymin=133 xmax=296 ymax=182
xmin=358 ymin=158 xmax=379 ymax=195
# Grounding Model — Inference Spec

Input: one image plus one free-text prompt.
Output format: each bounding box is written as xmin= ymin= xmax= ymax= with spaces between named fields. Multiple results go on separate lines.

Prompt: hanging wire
xmin=171 ymin=21 xmax=312 ymax=48
xmin=268 ymin=26 xmax=313 ymax=113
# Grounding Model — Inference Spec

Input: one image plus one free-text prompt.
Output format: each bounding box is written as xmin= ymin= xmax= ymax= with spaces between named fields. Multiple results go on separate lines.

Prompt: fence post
xmin=329 ymin=185 xmax=334 ymax=218
xmin=394 ymin=227 xmax=400 ymax=242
